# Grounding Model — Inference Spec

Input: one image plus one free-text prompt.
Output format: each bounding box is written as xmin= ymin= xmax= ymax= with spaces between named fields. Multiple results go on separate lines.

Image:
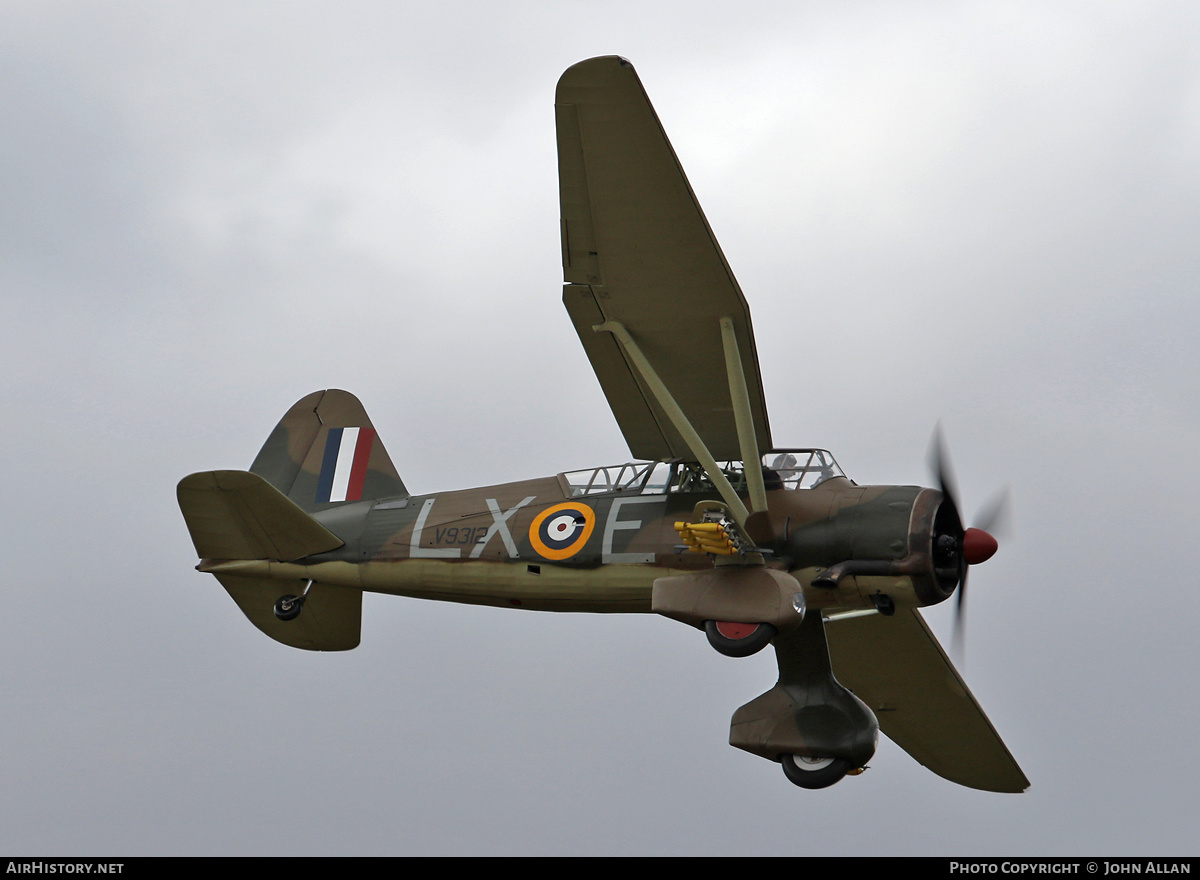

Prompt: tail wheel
xmin=704 ymin=620 xmax=776 ymax=657
xmin=273 ymin=594 xmax=304 ymax=621
xmin=780 ymin=754 xmax=853 ymax=789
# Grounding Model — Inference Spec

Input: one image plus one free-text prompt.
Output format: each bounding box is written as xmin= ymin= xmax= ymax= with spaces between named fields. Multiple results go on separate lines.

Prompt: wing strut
xmin=594 ymin=318 xmax=767 ymax=528
xmin=720 ymin=316 xmax=768 ymax=515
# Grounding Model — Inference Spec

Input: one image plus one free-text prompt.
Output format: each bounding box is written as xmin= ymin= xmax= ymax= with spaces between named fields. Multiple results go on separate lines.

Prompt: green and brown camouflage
xmin=183 ymin=391 xmax=950 ymax=620
xmin=177 ymin=56 xmax=1027 ymax=794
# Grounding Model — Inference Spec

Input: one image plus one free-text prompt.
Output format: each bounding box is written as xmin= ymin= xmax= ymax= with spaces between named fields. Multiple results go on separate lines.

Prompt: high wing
xmin=556 ymin=55 xmax=772 ymax=463
xmin=823 ymin=609 xmax=1030 ymax=792
xmin=557 ymin=56 xmax=1027 ymax=792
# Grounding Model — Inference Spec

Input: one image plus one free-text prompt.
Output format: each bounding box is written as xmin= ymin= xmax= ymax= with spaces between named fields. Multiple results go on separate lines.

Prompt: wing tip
xmin=557 ymin=55 xmax=637 ymax=94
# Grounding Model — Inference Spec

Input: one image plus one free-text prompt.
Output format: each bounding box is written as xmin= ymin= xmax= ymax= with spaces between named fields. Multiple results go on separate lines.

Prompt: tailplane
xmin=177 ymin=469 xmax=358 ymax=650
xmin=176 ymin=389 xmax=402 ymax=652
xmin=176 ymin=470 xmax=343 ymax=562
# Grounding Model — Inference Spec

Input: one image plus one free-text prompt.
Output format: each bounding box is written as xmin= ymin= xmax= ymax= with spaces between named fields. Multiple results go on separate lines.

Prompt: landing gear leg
xmin=729 ymin=613 xmax=879 ymax=789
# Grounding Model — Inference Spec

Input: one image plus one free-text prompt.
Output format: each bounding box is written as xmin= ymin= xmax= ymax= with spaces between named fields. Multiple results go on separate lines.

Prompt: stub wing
xmin=824 ymin=608 xmax=1030 ymax=793
xmin=556 ymin=55 xmax=771 ymax=462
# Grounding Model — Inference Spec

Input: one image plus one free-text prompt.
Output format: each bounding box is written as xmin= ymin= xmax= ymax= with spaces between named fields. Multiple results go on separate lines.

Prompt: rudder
xmin=250 ymin=389 xmax=408 ymax=512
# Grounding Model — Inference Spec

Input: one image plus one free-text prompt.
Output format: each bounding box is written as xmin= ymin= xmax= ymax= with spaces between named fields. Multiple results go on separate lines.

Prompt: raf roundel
xmin=529 ymin=502 xmax=596 ymax=560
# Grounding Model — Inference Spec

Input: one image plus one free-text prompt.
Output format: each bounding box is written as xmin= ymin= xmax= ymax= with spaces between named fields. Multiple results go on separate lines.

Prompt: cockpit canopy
xmin=560 ymin=449 xmax=847 ymax=497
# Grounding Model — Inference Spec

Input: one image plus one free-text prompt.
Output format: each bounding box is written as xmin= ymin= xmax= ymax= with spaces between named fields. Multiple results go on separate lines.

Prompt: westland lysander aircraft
xmin=178 ymin=56 xmax=1027 ymax=792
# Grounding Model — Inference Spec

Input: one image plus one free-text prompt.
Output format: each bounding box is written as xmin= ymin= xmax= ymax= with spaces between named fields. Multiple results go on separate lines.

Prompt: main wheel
xmin=704 ymin=620 xmax=776 ymax=657
xmin=273 ymin=594 xmax=304 ymax=621
xmin=780 ymin=754 xmax=853 ymax=789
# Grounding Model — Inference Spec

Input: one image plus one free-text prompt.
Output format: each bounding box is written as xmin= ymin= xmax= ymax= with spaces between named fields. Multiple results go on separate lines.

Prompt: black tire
xmin=273 ymin=594 xmax=303 ymax=621
xmin=704 ymin=620 xmax=776 ymax=658
xmin=780 ymin=754 xmax=853 ymax=790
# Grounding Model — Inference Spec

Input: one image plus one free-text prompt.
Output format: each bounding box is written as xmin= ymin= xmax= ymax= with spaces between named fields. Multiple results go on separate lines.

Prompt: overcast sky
xmin=2 ymin=0 xmax=1198 ymax=856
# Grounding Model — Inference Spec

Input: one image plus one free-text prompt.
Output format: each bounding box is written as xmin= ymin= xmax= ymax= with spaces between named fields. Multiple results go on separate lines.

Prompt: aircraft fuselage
xmin=199 ymin=462 xmax=955 ymax=618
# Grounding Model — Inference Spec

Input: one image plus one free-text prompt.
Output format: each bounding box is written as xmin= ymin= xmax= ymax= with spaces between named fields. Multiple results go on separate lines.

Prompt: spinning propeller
xmin=928 ymin=426 xmax=1009 ymax=665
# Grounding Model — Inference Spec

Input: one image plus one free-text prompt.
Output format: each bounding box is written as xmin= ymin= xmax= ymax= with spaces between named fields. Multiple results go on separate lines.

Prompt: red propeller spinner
xmin=963 ymin=527 xmax=999 ymax=566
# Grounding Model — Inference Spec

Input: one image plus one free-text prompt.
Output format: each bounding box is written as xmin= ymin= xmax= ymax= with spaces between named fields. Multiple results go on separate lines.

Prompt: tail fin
xmin=176 ymin=388 xmax=400 ymax=653
xmin=250 ymin=389 xmax=407 ymax=512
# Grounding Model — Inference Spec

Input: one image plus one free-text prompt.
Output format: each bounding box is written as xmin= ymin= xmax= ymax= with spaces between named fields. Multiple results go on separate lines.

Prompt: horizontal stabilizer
xmin=215 ymin=573 xmax=361 ymax=651
xmin=177 ymin=470 xmax=344 ymax=561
